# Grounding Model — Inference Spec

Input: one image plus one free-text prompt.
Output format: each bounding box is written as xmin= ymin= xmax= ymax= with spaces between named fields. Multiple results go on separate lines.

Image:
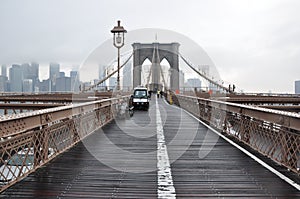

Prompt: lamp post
xmin=111 ymin=20 xmax=127 ymax=92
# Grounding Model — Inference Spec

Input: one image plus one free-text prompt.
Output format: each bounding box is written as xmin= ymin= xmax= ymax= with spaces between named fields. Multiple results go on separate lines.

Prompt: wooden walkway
xmin=1 ymin=97 xmax=299 ymax=198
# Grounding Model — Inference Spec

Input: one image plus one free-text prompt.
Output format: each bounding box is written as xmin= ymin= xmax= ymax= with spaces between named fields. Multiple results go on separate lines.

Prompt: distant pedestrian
xmin=157 ymin=90 xmax=160 ymax=98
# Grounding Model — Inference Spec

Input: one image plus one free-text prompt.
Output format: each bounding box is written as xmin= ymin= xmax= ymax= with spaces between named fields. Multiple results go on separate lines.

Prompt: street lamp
xmin=111 ymin=20 xmax=127 ymax=91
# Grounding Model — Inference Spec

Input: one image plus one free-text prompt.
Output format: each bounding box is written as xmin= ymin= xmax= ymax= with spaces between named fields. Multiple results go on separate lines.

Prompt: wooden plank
xmin=2 ymin=97 xmax=300 ymax=198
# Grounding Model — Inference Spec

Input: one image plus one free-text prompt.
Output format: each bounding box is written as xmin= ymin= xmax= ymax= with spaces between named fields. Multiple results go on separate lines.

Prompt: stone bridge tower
xmin=132 ymin=42 xmax=180 ymax=91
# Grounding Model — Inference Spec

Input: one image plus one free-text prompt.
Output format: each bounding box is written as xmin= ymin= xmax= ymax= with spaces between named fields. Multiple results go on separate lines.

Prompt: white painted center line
xmin=156 ymin=97 xmax=176 ymax=199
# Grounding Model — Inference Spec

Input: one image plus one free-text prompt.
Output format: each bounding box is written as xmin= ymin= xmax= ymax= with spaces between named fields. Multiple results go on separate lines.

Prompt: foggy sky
xmin=0 ymin=0 xmax=299 ymax=93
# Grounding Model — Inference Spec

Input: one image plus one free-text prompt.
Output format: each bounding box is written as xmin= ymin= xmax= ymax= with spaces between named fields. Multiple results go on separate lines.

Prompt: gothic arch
xmin=132 ymin=42 xmax=180 ymax=91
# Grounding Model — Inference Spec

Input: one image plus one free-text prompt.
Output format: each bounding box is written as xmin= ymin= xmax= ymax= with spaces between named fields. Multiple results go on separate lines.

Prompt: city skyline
xmin=1 ymin=58 xmax=300 ymax=93
xmin=1 ymin=61 xmax=218 ymax=93
xmin=0 ymin=62 xmax=81 ymax=92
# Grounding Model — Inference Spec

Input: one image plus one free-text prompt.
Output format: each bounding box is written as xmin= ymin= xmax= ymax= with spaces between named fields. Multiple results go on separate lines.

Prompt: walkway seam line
xmin=156 ymin=97 xmax=176 ymax=198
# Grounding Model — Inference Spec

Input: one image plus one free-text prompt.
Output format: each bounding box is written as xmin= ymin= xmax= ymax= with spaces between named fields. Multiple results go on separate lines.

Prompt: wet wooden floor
xmin=1 ymin=97 xmax=299 ymax=198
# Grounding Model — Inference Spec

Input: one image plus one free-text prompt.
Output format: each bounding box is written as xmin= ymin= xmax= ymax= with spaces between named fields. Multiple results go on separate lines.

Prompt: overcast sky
xmin=0 ymin=0 xmax=299 ymax=93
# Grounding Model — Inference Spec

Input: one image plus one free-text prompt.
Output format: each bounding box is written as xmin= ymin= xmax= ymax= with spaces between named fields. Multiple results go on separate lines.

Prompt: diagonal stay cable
xmin=83 ymin=53 xmax=133 ymax=92
xmin=179 ymin=53 xmax=229 ymax=93
xmin=154 ymin=45 xmax=167 ymax=89
xmin=145 ymin=49 xmax=154 ymax=88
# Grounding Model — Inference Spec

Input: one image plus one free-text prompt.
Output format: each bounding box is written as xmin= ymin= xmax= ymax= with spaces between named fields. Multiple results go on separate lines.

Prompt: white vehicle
xmin=132 ymin=87 xmax=150 ymax=111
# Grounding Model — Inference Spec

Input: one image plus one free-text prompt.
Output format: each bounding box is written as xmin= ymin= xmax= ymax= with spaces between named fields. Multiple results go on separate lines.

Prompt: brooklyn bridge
xmin=0 ymin=24 xmax=299 ymax=198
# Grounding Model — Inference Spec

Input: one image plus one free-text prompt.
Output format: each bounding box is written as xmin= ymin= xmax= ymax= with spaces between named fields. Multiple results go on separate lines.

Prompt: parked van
xmin=131 ymin=87 xmax=150 ymax=110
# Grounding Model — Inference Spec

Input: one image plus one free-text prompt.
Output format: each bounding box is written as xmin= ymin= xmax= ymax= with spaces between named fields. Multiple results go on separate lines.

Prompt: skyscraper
xmin=98 ymin=65 xmax=106 ymax=80
xmin=9 ymin=64 xmax=23 ymax=92
xmin=23 ymin=79 xmax=33 ymax=92
xmin=49 ymin=63 xmax=60 ymax=80
xmin=30 ymin=62 xmax=39 ymax=77
xmin=59 ymin=72 xmax=65 ymax=78
xmin=0 ymin=65 xmax=7 ymax=92
xmin=56 ymin=76 xmax=71 ymax=92
xmin=20 ymin=63 xmax=39 ymax=92
xmin=295 ymin=80 xmax=300 ymax=94
xmin=49 ymin=63 xmax=60 ymax=92
xmin=21 ymin=63 xmax=30 ymax=78
xmin=70 ymin=70 xmax=80 ymax=92
xmin=98 ymin=65 xmax=107 ymax=90
xmin=122 ymin=62 xmax=132 ymax=91
xmin=187 ymin=78 xmax=201 ymax=91
xmin=30 ymin=62 xmax=39 ymax=91
xmin=1 ymin=65 xmax=7 ymax=77
xmin=0 ymin=76 xmax=8 ymax=92
xmin=21 ymin=63 xmax=31 ymax=91
xmin=39 ymin=79 xmax=50 ymax=92
xmin=109 ymin=77 xmax=117 ymax=90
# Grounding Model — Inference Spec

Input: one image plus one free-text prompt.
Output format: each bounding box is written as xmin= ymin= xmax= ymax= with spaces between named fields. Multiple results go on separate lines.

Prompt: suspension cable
xmin=155 ymin=45 xmax=167 ymax=89
xmin=147 ymin=45 xmax=167 ymax=90
xmin=179 ymin=53 xmax=230 ymax=93
xmin=159 ymin=64 xmax=167 ymax=89
xmin=83 ymin=52 xmax=133 ymax=92
xmin=145 ymin=48 xmax=154 ymax=88
xmin=146 ymin=66 xmax=152 ymax=88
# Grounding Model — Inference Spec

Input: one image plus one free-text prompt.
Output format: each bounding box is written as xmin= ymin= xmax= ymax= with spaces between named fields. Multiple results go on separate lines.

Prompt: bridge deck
xmin=1 ymin=97 xmax=299 ymax=198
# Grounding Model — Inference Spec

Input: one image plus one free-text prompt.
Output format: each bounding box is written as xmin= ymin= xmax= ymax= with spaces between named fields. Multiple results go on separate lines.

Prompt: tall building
xmin=295 ymin=80 xmax=300 ymax=94
xmin=49 ymin=63 xmax=60 ymax=80
xmin=1 ymin=65 xmax=7 ymax=77
xmin=70 ymin=70 xmax=80 ymax=92
xmin=30 ymin=62 xmax=39 ymax=77
xmin=59 ymin=72 xmax=65 ymax=78
xmin=98 ymin=65 xmax=106 ymax=80
xmin=98 ymin=65 xmax=107 ymax=89
xmin=0 ymin=75 xmax=8 ymax=92
xmin=56 ymin=76 xmax=71 ymax=92
xmin=9 ymin=64 xmax=23 ymax=92
xmin=0 ymin=64 xmax=8 ymax=92
xmin=122 ymin=62 xmax=132 ymax=91
xmin=21 ymin=63 xmax=39 ymax=92
xmin=39 ymin=79 xmax=50 ymax=92
xmin=109 ymin=77 xmax=117 ymax=90
xmin=186 ymin=78 xmax=201 ymax=91
xmin=49 ymin=63 xmax=60 ymax=92
xmin=22 ymin=79 xmax=33 ymax=92
xmin=21 ymin=63 xmax=30 ymax=78
xmin=30 ymin=62 xmax=39 ymax=91
xmin=70 ymin=71 xmax=78 ymax=79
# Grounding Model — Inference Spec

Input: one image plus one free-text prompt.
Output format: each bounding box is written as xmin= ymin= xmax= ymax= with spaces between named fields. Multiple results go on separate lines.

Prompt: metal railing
xmin=170 ymin=93 xmax=300 ymax=174
xmin=0 ymin=96 xmax=129 ymax=192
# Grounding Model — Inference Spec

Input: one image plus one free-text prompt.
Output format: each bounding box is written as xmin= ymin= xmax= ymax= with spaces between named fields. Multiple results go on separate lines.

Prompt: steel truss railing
xmin=0 ymin=96 xmax=129 ymax=192
xmin=171 ymin=94 xmax=300 ymax=174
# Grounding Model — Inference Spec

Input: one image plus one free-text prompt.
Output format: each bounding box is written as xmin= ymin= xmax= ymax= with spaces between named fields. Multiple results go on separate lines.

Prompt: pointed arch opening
xmin=140 ymin=58 xmax=152 ymax=87
xmin=160 ymin=58 xmax=171 ymax=90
